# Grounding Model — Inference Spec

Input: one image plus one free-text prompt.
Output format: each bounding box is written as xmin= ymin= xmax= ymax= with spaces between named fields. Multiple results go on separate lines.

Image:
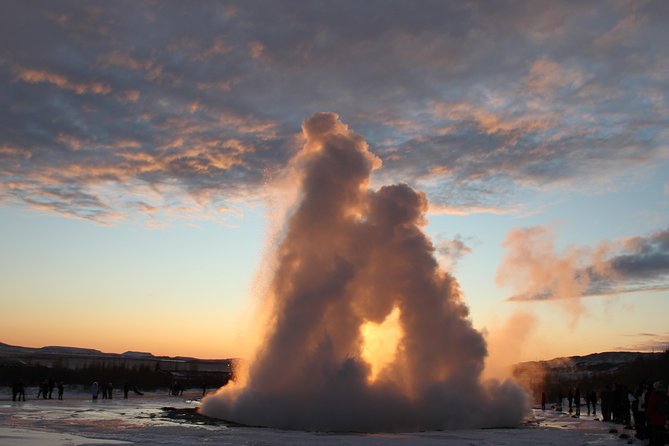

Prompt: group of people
xmin=90 ymin=381 xmax=114 ymax=400
xmin=542 ymin=380 xmax=667 ymax=446
xmin=170 ymin=380 xmax=184 ymax=396
xmin=9 ymin=380 xmax=146 ymax=402
xmin=10 ymin=380 xmax=26 ymax=401
xmin=628 ymin=381 xmax=667 ymax=446
xmin=90 ymin=382 xmax=145 ymax=400
xmin=11 ymin=379 xmax=64 ymax=401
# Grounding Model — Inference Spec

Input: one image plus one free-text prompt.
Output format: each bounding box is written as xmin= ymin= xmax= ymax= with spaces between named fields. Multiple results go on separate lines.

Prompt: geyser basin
xmin=199 ymin=113 xmax=529 ymax=432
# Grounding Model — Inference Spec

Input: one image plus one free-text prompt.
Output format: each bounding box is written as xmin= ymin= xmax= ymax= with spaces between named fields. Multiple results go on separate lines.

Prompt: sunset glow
xmin=1 ymin=1 xmax=668 ymax=371
xmin=361 ymin=307 xmax=402 ymax=382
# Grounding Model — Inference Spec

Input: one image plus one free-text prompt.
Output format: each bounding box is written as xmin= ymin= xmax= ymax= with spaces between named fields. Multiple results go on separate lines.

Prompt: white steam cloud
xmin=200 ymin=113 xmax=528 ymax=431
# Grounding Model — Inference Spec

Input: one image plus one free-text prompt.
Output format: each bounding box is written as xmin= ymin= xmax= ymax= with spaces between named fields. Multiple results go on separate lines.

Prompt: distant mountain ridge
xmin=0 ymin=342 xmax=224 ymax=361
xmin=513 ymin=350 xmax=669 ymax=401
xmin=515 ymin=351 xmax=661 ymax=376
xmin=0 ymin=342 xmax=237 ymax=390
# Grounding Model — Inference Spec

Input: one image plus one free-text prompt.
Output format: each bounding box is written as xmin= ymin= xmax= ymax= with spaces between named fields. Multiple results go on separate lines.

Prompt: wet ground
xmin=0 ymin=390 xmax=642 ymax=445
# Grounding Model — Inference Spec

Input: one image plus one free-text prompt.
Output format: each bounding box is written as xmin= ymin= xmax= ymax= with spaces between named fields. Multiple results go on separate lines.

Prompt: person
xmin=107 ymin=382 xmax=113 ymax=400
xmin=620 ymin=384 xmax=631 ymax=427
xmin=574 ymin=387 xmax=581 ymax=417
xmin=202 ymin=382 xmax=206 ymax=397
xmin=635 ymin=383 xmax=647 ymax=441
xmin=37 ymin=379 xmax=48 ymax=399
xmin=541 ymin=391 xmax=546 ymax=410
xmin=123 ymin=382 xmax=130 ymax=399
xmin=585 ymin=389 xmax=591 ymax=415
xmin=557 ymin=390 xmax=563 ymax=411
xmin=647 ymin=381 xmax=666 ymax=446
xmin=17 ymin=380 xmax=25 ymax=401
xmin=628 ymin=386 xmax=638 ymax=431
xmin=57 ymin=381 xmax=64 ymax=400
xmin=601 ymin=385 xmax=611 ymax=421
xmin=48 ymin=379 xmax=55 ymax=399
xmin=91 ymin=381 xmax=99 ymax=401
xmin=590 ymin=389 xmax=597 ymax=416
xmin=11 ymin=382 xmax=19 ymax=401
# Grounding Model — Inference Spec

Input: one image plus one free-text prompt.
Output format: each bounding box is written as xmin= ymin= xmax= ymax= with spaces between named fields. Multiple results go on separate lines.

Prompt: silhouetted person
xmin=11 ymin=382 xmax=19 ymax=401
xmin=647 ymin=381 xmax=666 ymax=446
xmin=17 ymin=380 xmax=25 ymax=401
xmin=568 ymin=389 xmax=573 ymax=413
xmin=48 ymin=379 xmax=55 ymax=399
xmin=123 ymin=383 xmax=130 ymax=399
xmin=557 ymin=391 xmax=563 ymax=411
xmin=57 ymin=381 xmax=64 ymax=400
xmin=574 ymin=387 xmax=581 ymax=416
xmin=541 ymin=391 xmax=546 ymax=410
xmin=612 ymin=383 xmax=622 ymax=423
xmin=107 ymin=382 xmax=113 ymax=399
xmin=586 ymin=389 xmax=591 ymax=415
xmin=37 ymin=380 xmax=48 ymax=399
xmin=601 ymin=385 xmax=611 ymax=421
xmin=590 ymin=390 xmax=597 ymax=416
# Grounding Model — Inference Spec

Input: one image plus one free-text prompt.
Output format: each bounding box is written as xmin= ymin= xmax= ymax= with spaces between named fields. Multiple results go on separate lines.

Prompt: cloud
xmin=496 ymin=226 xmax=669 ymax=314
xmin=523 ymin=58 xmax=588 ymax=96
xmin=14 ymin=67 xmax=111 ymax=95
xmin=616 ymin=332 xmax=669 ymax=352
xmin=2 ymin=1 xmax=669 ymax=223
xmin=436 ymin=234 xmax=472 ymax=270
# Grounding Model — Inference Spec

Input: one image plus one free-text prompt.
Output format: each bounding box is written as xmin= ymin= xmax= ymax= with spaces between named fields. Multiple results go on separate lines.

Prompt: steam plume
xmin=200 ymin=113 xmax=528 ymax=431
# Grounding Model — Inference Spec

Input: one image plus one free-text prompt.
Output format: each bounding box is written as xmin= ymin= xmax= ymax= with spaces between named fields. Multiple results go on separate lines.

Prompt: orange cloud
xmin=523 ymin=58 xmax=586 ymax=96
xmin=15 ymin=67 xmax=111 ymax=95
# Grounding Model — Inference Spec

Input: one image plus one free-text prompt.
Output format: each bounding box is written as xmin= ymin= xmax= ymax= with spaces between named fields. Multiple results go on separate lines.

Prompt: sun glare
xmin=360 ymin=306 xmax=402 ymax=382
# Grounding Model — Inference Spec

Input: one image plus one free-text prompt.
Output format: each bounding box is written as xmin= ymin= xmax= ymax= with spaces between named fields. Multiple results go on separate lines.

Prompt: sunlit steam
xmin=360 ymin=306 xmax=402 ymax=382
xmin=200 ymin=113 xmax=528 ymax=431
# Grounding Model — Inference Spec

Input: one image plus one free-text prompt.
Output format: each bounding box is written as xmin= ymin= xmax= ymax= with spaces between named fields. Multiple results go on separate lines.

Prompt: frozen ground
xmin=0 ymin=389 xmax=641 ymax=445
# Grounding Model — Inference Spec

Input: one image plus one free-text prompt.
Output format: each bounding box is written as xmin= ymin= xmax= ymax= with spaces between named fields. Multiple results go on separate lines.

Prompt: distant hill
xmin=0 ymin=342 xmax=238 ymax=390
xmin=513 ymin=350 xmax=669 ymax=402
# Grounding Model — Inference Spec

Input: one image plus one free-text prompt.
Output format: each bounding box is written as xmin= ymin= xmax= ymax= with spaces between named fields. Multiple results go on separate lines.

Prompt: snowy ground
xmin=0 ymin=389 xmax=642 ymax=445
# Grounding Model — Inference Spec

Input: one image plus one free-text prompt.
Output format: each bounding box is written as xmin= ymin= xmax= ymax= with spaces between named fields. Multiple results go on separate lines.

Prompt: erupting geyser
xmin=200 ymin=113 xmax=529 ymax=431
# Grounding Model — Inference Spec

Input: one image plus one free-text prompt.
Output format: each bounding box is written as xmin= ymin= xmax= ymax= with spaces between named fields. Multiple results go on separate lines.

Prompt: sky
xmin=1 ymin=1 xmax=668 ymax=364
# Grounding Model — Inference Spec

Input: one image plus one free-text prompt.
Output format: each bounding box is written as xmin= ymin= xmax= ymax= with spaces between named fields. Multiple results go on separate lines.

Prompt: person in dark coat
xmin=574 ymin=387 xmax=581 ymax=416
xmin=568 ymin=389 xmax=573 ymax=413
xmin=601 ymin=385 xmax=611 ymax=421
xmin=57 ymin=381 xmax=64 ymax=400
xmin=37 ymin=380 xmax=48 ymax=399
xmin=17 ymin=380 xmax=25 ymax=401
xmin=647 ymin=381 xmax=667 ymax=446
